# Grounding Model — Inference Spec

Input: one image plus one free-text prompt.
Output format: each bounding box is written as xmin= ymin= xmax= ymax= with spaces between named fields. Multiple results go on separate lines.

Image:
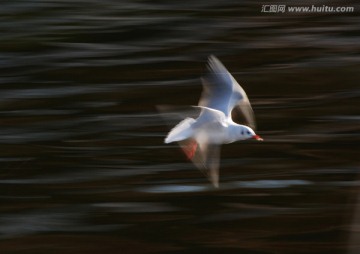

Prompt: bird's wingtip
xmin=164 ymin=136 xmax=171 ymax=144
xmin=208 ymin=54 xmax=218 ymax=62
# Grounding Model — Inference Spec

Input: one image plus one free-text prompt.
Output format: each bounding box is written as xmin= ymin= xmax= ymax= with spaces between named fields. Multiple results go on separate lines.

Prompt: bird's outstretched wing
xmin=199 ymin=55 xmax=256 ymax=130
xmin=181 ymin=138 xmax=220 ymax=188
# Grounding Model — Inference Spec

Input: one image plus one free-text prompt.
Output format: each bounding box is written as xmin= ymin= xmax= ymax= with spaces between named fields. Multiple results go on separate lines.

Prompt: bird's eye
xmin=247 ymin=131 xmax=251 ymax=135
xmin=241 ymin=130 xmax=244 ymax=135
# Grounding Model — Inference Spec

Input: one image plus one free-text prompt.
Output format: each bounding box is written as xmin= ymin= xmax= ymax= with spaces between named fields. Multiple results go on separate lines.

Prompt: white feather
xmin=165 ymin=117 xmax=195 ymax=144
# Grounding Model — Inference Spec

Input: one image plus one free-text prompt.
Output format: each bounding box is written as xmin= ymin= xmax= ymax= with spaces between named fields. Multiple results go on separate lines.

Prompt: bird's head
xmin=240 ymin=126 xmax=263 ymax=141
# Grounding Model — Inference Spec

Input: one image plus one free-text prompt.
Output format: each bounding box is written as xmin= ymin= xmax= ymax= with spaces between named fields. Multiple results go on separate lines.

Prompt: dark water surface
xmin=1 ymin=1 xmax=360 ymax=253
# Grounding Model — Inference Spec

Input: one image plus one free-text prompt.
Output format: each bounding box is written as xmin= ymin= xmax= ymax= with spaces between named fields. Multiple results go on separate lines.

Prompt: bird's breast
xmin=193 ymin=124 xmax=230 ymax=145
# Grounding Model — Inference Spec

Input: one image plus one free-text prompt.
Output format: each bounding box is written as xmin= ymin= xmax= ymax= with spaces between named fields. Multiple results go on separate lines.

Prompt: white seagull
xmin=165 ymin=55 xmax=263 ymax=187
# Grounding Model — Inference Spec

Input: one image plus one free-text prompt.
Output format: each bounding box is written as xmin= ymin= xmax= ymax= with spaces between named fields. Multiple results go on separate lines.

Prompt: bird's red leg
xmin=181 ymin=139 xmax=198 ymax=160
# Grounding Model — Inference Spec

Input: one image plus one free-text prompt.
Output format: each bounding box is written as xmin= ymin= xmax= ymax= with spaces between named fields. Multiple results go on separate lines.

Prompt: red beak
xmin=253 ymin=135 xmax=263 ymax=141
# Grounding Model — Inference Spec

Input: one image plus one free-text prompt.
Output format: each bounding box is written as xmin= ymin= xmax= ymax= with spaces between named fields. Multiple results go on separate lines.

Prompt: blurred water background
xmin=0 ymin=1 xmax=359 ymax=253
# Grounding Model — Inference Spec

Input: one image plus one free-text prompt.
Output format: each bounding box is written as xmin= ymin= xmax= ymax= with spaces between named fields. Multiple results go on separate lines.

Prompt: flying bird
xmin=164 ymin=55 xmax=263 ymax=187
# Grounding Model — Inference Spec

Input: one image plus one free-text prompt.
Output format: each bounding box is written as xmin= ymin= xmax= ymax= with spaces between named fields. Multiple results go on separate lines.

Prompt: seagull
xmin=164 ymin=55 xmax=263 ymax=187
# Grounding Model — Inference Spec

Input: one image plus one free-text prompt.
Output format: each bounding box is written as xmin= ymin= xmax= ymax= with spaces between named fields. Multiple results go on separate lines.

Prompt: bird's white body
xmin=164 ymin=55 xmax=262 ymax=187
xmin=165 ymin=107 xmax=256 ymax=145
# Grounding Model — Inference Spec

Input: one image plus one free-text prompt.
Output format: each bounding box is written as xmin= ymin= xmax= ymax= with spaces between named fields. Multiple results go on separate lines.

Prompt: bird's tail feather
xmin=165 ymin=117 xmax=195 ymax=143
